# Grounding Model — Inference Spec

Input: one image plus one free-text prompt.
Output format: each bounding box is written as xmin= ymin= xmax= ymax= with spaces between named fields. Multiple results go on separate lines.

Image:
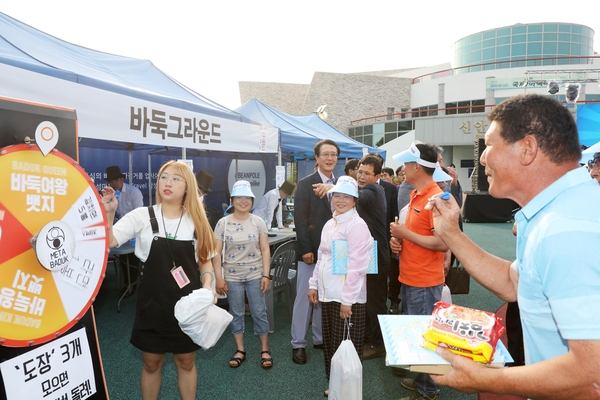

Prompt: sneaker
xmin=389 ymin=300 xmax=400 ymax=314
xmin=399 ymin=391 xmax=439 ymax=400
xmin=399 ymin=379 xmax=439 ymax=400
xmin=400 ymin=379 xmax=417 ymax=391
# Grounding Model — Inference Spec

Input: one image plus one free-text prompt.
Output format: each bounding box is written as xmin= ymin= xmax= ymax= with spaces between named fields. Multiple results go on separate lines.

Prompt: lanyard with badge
xmin=162 ymin=208 xmax=190 ymax=288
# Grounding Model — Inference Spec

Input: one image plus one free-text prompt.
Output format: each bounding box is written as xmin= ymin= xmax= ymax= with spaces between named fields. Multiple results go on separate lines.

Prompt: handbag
xmin=328 ymin=318 xmax=362 ymax=400
xmin=445 ymin=260 xmax=470 ymax=295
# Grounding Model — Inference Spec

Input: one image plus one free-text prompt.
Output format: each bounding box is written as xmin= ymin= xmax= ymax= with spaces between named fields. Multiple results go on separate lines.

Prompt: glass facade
xmin=451 ymin=23 xmax=595 ymax=69
xmin=349 ymin=120 xmax=415 ymax=147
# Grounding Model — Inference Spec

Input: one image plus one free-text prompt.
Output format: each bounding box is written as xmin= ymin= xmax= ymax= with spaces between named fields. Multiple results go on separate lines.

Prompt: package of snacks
xmin=422 ymin=302 xmax=505 ymax=364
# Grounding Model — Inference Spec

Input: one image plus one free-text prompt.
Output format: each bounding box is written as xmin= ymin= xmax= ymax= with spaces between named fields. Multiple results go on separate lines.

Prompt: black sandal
xmin=229 ymin=349 xmax=246 ymax=368
xmin=260 ymin=350 xmax=273 ymax=368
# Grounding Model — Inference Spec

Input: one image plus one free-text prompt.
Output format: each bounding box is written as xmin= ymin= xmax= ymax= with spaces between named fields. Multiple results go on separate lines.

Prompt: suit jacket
xmin=357 ymin=183 xmax=391 ymax=275
xmin=294 ymin=171 xmax=333 ymax=263
xmin=379 ymin=179 xmax=399 ymax=241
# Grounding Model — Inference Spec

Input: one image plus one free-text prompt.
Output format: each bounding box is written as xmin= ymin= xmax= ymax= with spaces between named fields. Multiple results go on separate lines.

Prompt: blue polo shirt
xmin=515 ymin=166 xmax=600 ymax=365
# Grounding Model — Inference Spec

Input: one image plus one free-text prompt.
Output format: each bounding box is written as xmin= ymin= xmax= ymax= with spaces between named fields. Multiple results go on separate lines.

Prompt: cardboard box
xmin=379 ymin=314 xmax=513 ymax=374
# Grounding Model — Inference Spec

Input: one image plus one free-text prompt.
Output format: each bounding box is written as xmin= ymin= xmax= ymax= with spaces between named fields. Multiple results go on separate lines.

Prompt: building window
xmin=384 ymin=133 xmax=397 ymax=143
xmin=445 ymin=102 xmax=457 ymax=115
xmin=428 ymin=105 xmax=438 ymax=116
xmin=398 ymin=120 xmax=414 ymax=131
xmin=386 ymin=107 xmax=395 ymax=120
xmin=385 ymin=122 xmax=397 ymax=132
xmin=472 ymin=99 xmax=485 ymax=113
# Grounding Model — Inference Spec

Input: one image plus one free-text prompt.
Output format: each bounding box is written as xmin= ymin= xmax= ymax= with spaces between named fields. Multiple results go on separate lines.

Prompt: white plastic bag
xmin=174 ymin=288 xmax=232 ymax=350
xmin=329 ymin=319 xmax=362 ymax=400
xmin=441 ymin=283 xmax=452 ymax=304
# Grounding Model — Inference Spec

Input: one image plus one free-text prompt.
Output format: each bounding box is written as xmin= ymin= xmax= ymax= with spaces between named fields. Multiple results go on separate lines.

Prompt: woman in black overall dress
xmin=102 ymin=160 xmax=216 ymax=400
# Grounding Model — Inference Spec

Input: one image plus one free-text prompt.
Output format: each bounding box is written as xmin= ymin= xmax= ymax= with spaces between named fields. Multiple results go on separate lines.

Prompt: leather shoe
xmin=362 ymin=344 xmax=386 ymax=360
xmin=292 ymin=348 xmax=307 ymax=364
xmin=313 ymin=343 xmax=324 ymax=350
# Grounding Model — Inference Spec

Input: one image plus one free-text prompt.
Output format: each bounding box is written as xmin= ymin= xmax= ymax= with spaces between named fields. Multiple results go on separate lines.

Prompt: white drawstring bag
xmin=329 ymin=318 xmax=362 ymax=400
xmin=174 ymin=288 xmax=232 ymax=350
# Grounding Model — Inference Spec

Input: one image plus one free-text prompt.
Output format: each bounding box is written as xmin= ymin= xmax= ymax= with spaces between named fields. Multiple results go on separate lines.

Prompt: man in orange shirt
xmin=389 ymin=142 xmax=449 ymax=400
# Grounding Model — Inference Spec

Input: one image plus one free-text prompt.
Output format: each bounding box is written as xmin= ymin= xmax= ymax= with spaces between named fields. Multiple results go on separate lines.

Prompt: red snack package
xmin=422 ymin=302 xmax=505 ymax=364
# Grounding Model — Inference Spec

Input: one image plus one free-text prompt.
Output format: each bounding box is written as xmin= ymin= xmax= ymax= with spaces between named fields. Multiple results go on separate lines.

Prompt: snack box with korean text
xmin=379 ymin=314 xmax=512 ymax=375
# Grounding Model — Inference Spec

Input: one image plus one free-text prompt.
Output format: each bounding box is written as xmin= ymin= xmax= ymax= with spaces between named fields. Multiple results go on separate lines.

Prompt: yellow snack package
xmin=422 ymin=302 xmax=505 ymax=364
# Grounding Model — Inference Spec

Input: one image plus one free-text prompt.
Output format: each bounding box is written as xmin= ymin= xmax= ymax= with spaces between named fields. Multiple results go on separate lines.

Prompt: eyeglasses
xmin=588 ymin=159 xmax=600 ymax=170
xmin=332 ymin=193 xmax=354 ymax=202
xmin=159 ymin=174 xmax=185 ymax=184
xmin=319 ymin=152 xmax=338 ymax=159
xmin=234 ymin=196 xmax=253 ymax=202
xmin=356 ymin=170 xmax=374 ymax=178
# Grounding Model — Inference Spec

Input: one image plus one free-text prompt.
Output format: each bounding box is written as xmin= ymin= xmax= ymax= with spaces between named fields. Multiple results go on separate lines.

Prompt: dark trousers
xmin=365 ymin=273 xmax=388 ymax=344
xmin=321 ymin=301 xmax=366 ymax=380
xmin=388 ymin=256 xmax=401 ymax=301
xmin=506 ymin=301 xmax=525 ymax=366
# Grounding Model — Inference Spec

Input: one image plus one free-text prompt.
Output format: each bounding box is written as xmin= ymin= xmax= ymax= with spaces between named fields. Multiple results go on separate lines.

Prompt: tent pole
xmin=278 ymin=146 xmax=282 ymax=166
xmin=235 ymin=155 xmax=239 ymax=176
xmin=128 ymin=151 xmax=133 ymax=184
xmin=148 ymin=154 xmax=152 ymax=205
xmin=182 ymin=147 xmax=186 ymax=159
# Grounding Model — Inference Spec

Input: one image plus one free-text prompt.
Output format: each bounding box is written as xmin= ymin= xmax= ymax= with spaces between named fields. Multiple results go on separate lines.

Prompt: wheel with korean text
xmin=0 ymin=144 xmax=108 ymax=347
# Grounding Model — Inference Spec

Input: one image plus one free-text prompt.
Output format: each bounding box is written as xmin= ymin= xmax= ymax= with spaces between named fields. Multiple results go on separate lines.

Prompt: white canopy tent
xmin=0 ymin=12 xmax=278 ymax=155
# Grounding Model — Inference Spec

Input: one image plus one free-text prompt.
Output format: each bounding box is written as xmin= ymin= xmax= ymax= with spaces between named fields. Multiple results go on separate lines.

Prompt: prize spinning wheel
xmin=0 ymin=144 xmax=108 ymax=347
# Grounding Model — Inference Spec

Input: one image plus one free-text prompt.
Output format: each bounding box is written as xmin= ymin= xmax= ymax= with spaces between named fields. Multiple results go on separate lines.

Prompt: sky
xmin=2 ymin=0 xmax=599 ymax=111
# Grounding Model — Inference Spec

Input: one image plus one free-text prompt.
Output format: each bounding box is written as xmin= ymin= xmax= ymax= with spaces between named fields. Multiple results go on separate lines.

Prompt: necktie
xmin=327 ymin=178 xmax=336 ymax=210
xmin=271 ymin=199 xmax=282 ymax=228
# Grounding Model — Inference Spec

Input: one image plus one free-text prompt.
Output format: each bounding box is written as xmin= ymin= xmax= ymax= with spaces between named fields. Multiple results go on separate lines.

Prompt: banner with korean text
xmin=0 ymin=63 xmax=279 ymax=153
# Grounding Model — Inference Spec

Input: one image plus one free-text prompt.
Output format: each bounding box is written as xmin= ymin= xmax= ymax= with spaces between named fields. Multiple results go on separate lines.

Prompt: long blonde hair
xmin=155 ymin=160 xmax=216 ymax=263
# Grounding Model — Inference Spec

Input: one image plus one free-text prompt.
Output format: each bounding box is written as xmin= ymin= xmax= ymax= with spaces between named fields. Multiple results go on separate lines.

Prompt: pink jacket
xmin=308 ymin=208 xmax=373 ymax=306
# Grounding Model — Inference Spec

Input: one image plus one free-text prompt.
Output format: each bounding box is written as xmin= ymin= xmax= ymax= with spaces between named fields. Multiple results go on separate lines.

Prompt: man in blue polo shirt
xmin=428 ymin=94 xmax=600 ymax=399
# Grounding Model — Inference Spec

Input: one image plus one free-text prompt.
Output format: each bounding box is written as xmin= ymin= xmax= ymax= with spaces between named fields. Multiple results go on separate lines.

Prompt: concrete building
xmin=240 ymin=22 xmax=599 ymax=191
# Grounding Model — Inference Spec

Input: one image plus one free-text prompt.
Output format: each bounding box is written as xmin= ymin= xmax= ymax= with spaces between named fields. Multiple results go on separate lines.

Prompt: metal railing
xmin=412 ymin=55 xmax=600 ymax=84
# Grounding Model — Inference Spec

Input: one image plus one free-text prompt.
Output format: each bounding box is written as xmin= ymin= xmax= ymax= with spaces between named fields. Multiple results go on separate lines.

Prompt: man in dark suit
xmin=291 ymin=139 xmax=340 ymax=364
xmin=370 ymin=154 xmax=401 ymax=315
xmin=355 ymin=155 xmax=391 ymax=359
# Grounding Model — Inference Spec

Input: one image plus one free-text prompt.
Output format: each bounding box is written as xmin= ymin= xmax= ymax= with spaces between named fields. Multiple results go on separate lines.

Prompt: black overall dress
xmin=130 ymin=207 xmax=201 ymax=354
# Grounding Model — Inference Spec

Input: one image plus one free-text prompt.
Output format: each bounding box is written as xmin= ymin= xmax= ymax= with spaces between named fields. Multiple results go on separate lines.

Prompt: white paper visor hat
xmin=433 ymin=167 xmax=453 ymax=182
xmin=327 ymin=175 xmax=359 ymax=198
xmin=392 ymin=142 xmax=438 ymax=169
xmin=230 ymin=180 xmax=255 ymax=198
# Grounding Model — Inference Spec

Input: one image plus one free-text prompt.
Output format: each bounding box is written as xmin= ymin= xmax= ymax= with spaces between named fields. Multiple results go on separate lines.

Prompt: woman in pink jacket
xmin=308 ymin=175 xmax=374 ymax=397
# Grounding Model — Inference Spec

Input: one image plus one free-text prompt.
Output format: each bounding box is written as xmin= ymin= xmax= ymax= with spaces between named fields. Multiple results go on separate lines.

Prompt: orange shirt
xmin=399 ymin=181 xmax=445 ymax=287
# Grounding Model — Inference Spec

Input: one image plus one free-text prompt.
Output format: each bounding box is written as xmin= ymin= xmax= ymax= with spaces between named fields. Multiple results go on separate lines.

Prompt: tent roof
xmin=236 ymin=98 xmax=386 ymax=161
xmin=0 ymin=12 xmax=242 ymax=122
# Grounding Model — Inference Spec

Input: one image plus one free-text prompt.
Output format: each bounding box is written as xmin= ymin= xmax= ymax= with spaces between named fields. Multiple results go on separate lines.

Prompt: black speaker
xmin=476 ymin=138 xmax=489 ymax=191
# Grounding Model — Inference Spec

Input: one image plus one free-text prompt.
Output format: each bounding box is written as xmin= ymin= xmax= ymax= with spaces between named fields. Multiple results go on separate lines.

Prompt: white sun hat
xmin=327 ymin=175 xmax=359 ymax=198
xmin=230 ymin=180 xmax=255 ymax=198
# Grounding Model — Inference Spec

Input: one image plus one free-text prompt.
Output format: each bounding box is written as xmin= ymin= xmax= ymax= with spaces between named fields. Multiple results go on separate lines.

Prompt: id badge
xmin=171 ymin=266 xmax=190 ymax=289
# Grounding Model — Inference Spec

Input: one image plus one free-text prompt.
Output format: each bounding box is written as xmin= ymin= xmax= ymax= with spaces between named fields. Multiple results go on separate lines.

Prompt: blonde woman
xmin=102 ymin=160 xmax=216 ymax=400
